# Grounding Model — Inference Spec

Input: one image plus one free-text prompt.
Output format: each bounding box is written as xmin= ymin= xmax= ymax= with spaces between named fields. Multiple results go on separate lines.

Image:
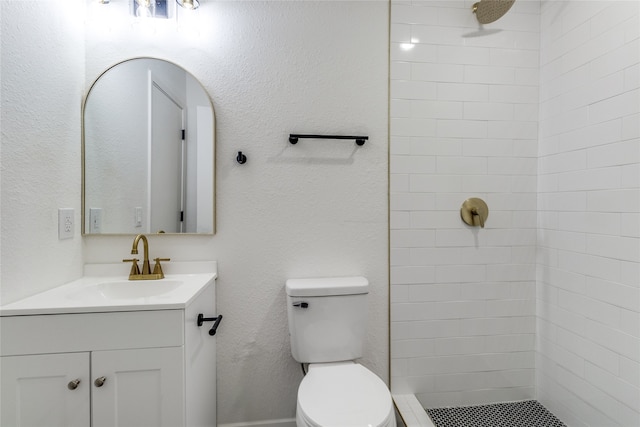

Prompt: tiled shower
xmin=390 ymin=1 xmax=639 ymax=425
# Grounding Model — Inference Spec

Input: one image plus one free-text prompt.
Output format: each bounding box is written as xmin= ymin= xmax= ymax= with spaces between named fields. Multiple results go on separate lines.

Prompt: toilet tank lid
xmin=286 ymin=276 xmax=369 ymax=297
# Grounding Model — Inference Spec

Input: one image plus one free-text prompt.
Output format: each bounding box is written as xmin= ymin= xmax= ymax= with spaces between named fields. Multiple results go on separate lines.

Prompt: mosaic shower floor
xmin=426 ymin=400 xmax=567 ymax=427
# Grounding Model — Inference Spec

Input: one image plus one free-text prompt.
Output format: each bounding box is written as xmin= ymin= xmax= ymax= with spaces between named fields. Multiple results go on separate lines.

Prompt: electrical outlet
xmin=58 ymin=208 xmax=75 ymax=240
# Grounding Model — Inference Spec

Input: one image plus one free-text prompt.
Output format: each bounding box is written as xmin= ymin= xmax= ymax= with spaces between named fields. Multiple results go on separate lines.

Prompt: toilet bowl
xmin=296 ymin=362 xmax=396 ymax=427
xmin=286 ymin=277 xmax=396 ymax=427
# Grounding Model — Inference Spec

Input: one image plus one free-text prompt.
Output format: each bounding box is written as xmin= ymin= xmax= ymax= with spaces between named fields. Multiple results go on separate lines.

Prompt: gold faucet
xmin=131 ymin=234 xmax=151 ymax=275
xmin=123 ymin=234 xmax=170 ymax=280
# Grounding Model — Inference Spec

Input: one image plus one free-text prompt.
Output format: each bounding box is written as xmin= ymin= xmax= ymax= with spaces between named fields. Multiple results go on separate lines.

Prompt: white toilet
xmin=286 ymin=276 xmax=396 ymax=427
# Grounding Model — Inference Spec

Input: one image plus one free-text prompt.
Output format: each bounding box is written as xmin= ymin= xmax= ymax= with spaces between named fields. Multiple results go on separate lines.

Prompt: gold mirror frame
xmin=82 ymin=57 xmax=216 ymax=235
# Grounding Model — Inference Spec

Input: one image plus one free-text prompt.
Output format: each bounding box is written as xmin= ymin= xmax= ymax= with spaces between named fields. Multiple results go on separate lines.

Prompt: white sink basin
xmin=70 ymin=280 xmax=184 ymax=301
xmin=0 ymin=261 xmax=217 ymax=315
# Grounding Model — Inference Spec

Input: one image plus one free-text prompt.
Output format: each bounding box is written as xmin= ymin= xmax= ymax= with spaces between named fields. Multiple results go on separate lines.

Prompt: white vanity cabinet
xmin=0 ymin=279 xmax=217 ymax=427
xmin=1 ymin=348 xmax=182 ymax=427
xmin=1 ymin=352 xmax=91 ymax=427
xmin=92 ymin=346 xmax=184 ymax=427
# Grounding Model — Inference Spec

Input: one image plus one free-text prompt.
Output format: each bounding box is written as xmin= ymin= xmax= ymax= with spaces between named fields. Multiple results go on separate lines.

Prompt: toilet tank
xmin=286 ymin=276 xmax=369 ymax=364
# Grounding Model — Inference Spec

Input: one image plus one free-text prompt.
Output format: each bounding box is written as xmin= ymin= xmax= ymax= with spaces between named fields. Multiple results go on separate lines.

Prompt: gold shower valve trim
xmin=460 ymin=198 xmax=489 ymax=228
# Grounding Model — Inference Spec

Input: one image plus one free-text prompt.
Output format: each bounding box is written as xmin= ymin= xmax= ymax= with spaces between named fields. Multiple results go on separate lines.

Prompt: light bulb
xmin=177 ymin=0 xmax=200 ymax=10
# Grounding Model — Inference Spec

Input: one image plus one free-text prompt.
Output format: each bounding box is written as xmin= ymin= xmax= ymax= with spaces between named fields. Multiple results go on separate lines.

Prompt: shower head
xmin=472 ymin=0 xmax=516 ymax=24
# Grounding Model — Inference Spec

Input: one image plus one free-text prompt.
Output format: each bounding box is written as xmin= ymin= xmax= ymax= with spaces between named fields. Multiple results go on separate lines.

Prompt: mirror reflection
xmin=83 ymin=58 xmax=215 ymax=235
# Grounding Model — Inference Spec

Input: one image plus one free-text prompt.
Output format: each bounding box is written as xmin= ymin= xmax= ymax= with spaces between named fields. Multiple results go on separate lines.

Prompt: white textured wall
xmin=390 ymin=0 xmax=540 ymax=408
xmin=82 ymin=1 xmax=389 ymax=424
xmin=1 ymin=0 xmax=85 ymax=304
xmin=536 ymin=1 xmax=640 ymax=426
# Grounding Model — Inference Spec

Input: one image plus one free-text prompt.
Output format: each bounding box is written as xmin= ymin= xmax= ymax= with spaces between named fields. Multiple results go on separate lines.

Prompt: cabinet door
xmin=92 ymin=347 xmax=184 ymax=427
xmin=0 ymin=353 xmax=90 ymax=427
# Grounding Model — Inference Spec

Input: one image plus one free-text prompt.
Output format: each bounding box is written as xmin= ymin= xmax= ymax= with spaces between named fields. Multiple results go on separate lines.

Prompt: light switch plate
xmin=135 ymin=206 xmax=143 ymax=228
xmin=89 ymin=208 xmax=102 ymax=233
xmin=58 ymin=208 xmax=74 ymax=240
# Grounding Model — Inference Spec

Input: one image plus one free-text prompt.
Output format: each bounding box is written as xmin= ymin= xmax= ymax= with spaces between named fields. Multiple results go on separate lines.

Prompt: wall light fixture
xmin=133 ymin=0 xmax=169 ymax=19
xmin=176 ymin=0 xmax=199 ymax=10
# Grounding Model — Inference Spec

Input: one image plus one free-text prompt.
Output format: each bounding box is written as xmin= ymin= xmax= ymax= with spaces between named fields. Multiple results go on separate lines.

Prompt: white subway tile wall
xmin=537 ymin=1 xmax=640 ymax=426
xmin=390 ymin=0 xmax=540 ymax=408
xmin=391 ymin=1 xmax=640 ymax=422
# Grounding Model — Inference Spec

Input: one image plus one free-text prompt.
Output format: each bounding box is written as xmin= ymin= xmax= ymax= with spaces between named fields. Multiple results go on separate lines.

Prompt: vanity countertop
xmin=0 ymin=261 xmax=217 ymax=316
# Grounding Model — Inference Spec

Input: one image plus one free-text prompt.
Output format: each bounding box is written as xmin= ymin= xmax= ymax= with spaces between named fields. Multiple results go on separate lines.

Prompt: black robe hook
xmin=236 ymin=151 xmax=247 ymax=164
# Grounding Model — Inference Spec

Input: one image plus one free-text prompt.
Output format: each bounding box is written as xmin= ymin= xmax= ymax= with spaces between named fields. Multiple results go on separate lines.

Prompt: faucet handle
xmin=123 ymin=258 xmax=140 ymax=276
xmin=152 ymin=258 xmax=170 ymax=277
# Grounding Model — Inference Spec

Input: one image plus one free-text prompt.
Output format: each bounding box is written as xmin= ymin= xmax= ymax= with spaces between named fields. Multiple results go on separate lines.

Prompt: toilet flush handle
xmin=292 ymin=301 xmax=309 ymax=309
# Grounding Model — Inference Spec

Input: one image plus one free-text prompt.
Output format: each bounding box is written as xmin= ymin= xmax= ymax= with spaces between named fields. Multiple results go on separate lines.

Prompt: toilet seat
xmin=297 ymin=362 xmax=395 ymax=427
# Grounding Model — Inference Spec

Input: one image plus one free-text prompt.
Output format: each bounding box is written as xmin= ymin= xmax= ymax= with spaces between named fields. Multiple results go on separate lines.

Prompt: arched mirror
xmin=83 ymin=58 xmax=215 ymax=235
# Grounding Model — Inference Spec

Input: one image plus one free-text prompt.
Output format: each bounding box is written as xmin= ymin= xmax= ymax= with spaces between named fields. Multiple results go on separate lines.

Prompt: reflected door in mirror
xmin=151 ymin=83 xmax=184 ymax=233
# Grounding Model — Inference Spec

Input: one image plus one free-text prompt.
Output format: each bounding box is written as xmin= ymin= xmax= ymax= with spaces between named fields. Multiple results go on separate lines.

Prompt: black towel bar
xmin=289 ymin=134 xmax=368 ymax=146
